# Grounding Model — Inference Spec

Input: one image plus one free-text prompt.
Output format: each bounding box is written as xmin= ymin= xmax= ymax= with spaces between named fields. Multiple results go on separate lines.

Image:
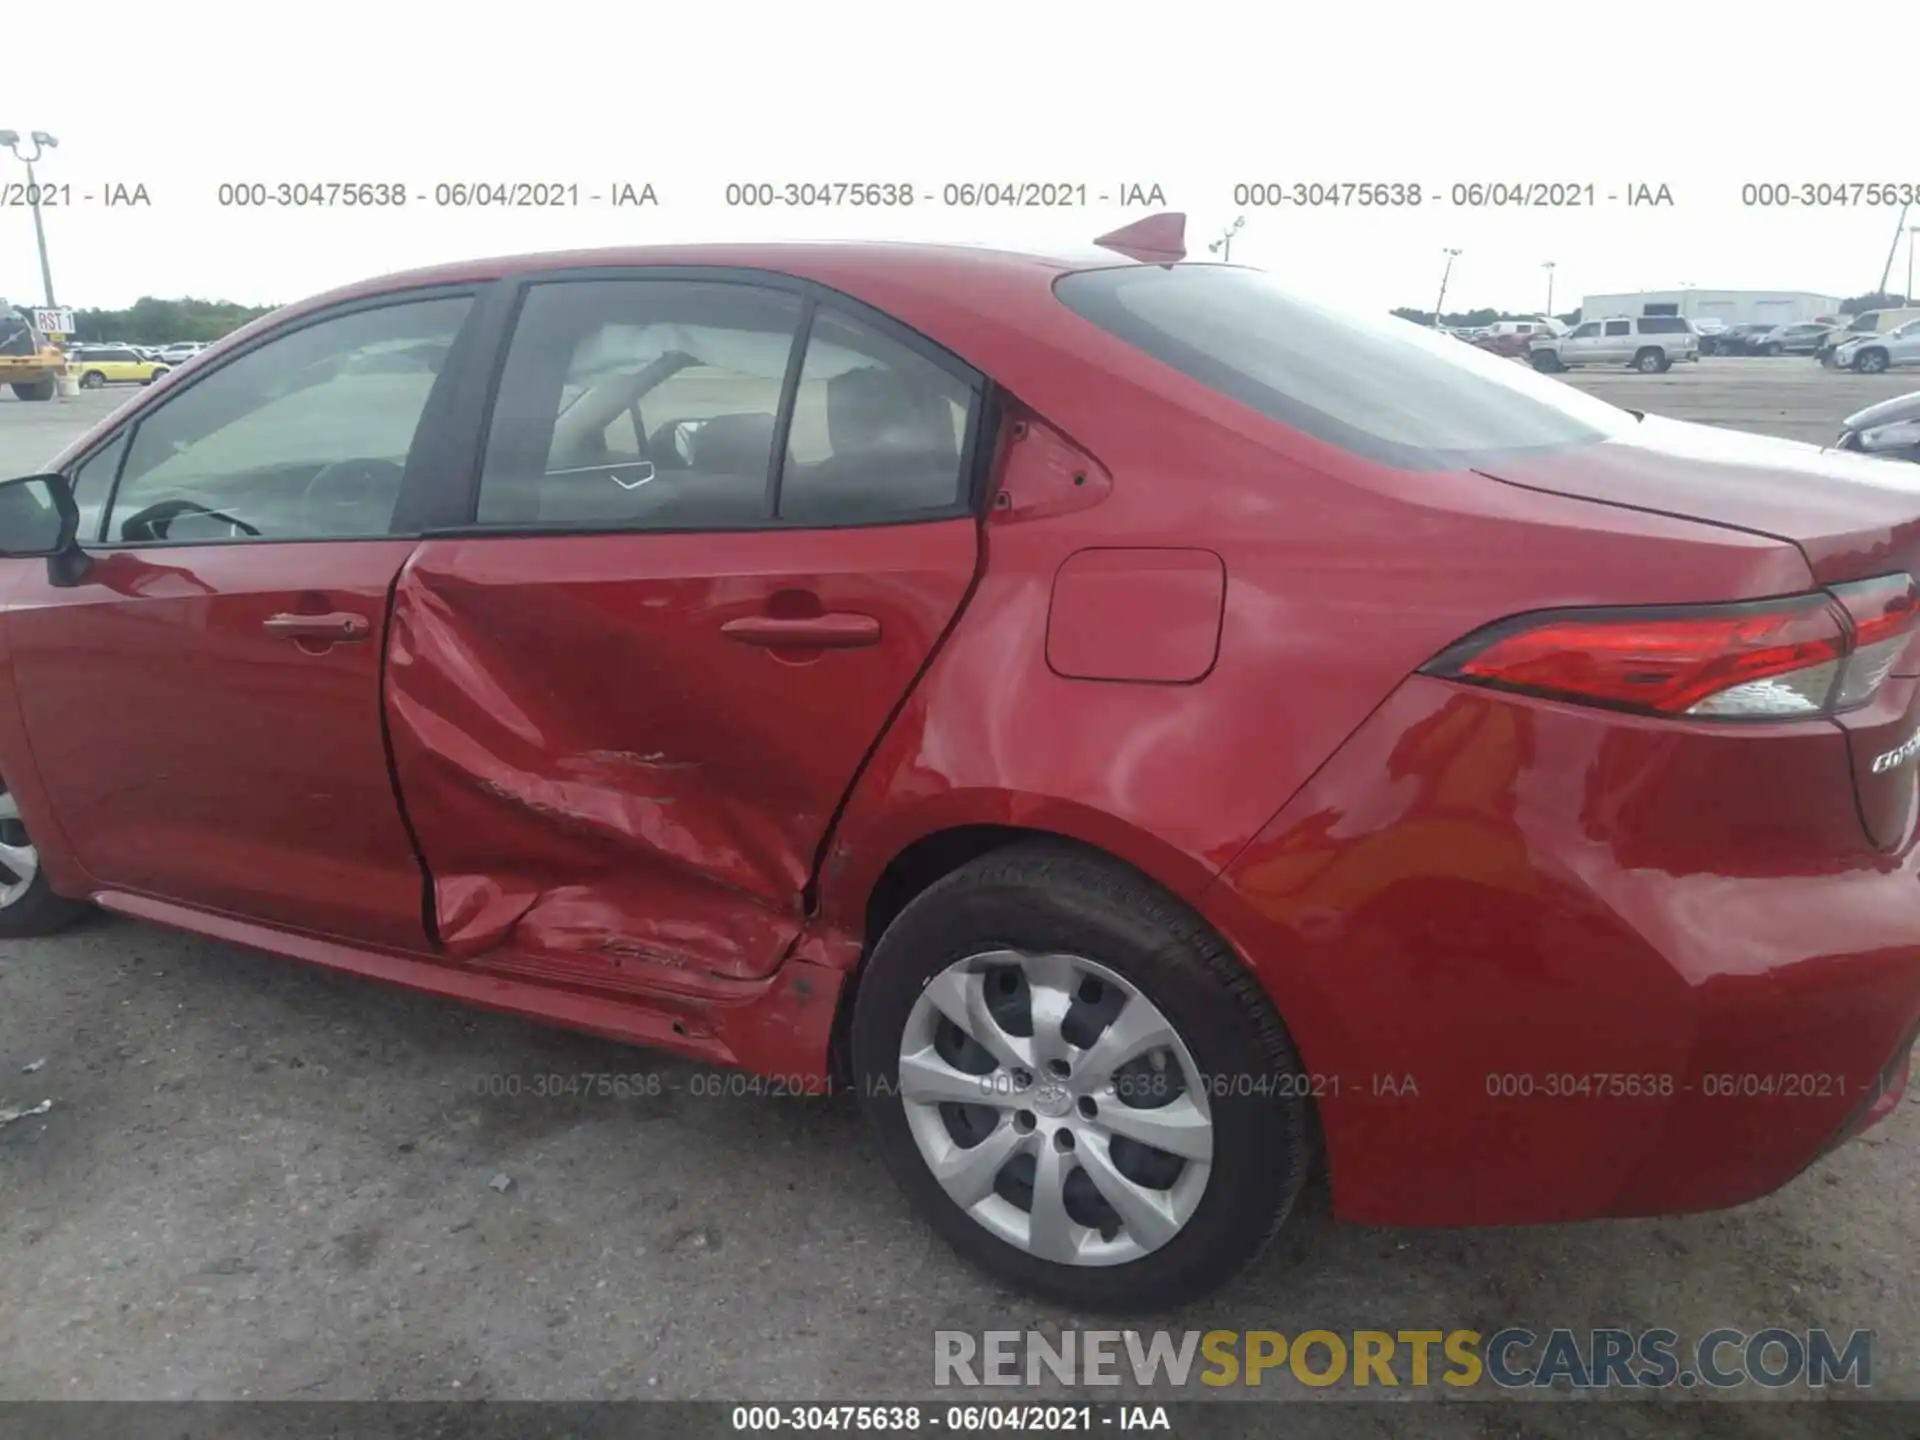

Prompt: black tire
xmin=850 ymin=840 xmax=1314 ymax=1312
xmin=79 ymin=370 xmax=106 ymax=390
xmin=1857 ymin=349 xmax=1890 ymax=374
xmin=9 ymin=378 xmax=56 ymax=401
xmin=0 ymin=779 xmax=89 ymax=939
xmin=1765 ymin=343 xmax=1783 ymax=357
xmin=1530 ymin=351 xmax=1563 ymax=373
xmin=142 ymin=367 xmax=169 ymax=386
xmin=1633 ymin=348 xmax=1666 ymax=374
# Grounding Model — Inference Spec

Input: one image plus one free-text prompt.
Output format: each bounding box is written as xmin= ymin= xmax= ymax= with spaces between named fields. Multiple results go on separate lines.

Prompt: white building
xmin=1578 ymin=289 xmax=1843 ymax=328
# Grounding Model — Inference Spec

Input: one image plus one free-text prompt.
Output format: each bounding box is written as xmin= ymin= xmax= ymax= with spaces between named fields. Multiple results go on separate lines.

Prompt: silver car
xmin=1831 ymin=318 xmax=1920 ymax=375
xmin=1753 ymin=321 xmax=1835 ymax=357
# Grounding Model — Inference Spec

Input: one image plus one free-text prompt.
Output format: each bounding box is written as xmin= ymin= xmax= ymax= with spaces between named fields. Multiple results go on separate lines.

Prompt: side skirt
xmin=93 ymin=889 xmax=846 ymax=1080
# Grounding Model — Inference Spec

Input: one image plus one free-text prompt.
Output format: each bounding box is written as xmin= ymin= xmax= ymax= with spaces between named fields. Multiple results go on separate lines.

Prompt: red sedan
xmin=0 ymin=217 xmax=1916 ymax=1312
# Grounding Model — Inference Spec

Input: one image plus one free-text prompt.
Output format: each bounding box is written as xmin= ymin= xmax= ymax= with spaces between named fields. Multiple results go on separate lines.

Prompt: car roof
xmin=306 ymin=240 xmax=1086 ymax=305
xmin=207 ymin=240 xmax=1160 ymax=400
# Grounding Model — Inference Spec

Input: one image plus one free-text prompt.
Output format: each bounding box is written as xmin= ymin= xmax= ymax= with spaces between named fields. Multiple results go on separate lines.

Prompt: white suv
xmin=1530 ymin=316 xmax=1699 ymax=374
xmin=1831 ymin=318 xmax=1920 ymax=375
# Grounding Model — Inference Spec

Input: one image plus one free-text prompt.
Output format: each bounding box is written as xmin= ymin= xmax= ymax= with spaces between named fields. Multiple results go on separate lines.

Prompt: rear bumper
xmin=1207 ymin=674 xmax=1920 ymax=1227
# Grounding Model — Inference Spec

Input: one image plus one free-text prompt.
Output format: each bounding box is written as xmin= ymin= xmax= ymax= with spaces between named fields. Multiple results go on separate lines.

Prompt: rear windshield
xmin=1053 ymin=265 xmax=1631 ymax=471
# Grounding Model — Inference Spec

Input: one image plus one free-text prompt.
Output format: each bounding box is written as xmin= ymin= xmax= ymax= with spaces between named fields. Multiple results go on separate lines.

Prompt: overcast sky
xmin=5 ymin=0 xmax=1917 ymax=316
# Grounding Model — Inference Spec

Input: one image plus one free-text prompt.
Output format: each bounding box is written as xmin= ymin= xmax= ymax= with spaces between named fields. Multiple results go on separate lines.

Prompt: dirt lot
xmin=2 ymin=361 xmax=1918 ymax=1430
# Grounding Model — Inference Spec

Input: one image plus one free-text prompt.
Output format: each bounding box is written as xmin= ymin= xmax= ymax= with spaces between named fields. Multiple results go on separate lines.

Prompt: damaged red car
xmin=2 ymin=216 xmax=1918 ymax=1311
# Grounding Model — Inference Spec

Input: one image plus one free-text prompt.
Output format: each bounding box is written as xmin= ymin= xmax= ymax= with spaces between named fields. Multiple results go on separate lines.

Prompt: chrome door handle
xmin=263 ymin=611 xmax=372 ymax=642
xmin=720 ymin=613 xmax=881 ymax=649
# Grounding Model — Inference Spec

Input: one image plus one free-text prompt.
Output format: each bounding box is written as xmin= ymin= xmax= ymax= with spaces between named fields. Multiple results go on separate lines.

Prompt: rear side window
xmin=1636 ymin=317 xmax=1691 ymax=334
xmin=1053 ymin=266 xmax=1629 ymax=472
xmin=1604 ymin=321 xmax=1632 ymax=337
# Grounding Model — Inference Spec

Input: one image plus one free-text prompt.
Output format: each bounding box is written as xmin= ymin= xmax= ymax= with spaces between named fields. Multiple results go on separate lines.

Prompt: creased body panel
xmin=385 ymin=524 xmax=979 ymax=983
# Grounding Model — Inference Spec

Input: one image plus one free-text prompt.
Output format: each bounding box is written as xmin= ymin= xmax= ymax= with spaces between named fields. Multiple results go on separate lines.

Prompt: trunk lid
xmin=1475 ymin=414 xmax=1920 ymax=597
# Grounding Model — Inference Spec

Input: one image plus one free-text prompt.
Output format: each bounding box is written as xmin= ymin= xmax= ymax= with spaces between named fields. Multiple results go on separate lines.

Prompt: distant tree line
xmin=70 ymin=296 xmax=278 ymax=345
xmin=1391 ymin=306 xmax=1583 ymax=329
xmin=1839 ymin=291 xmax=1913 ymax=314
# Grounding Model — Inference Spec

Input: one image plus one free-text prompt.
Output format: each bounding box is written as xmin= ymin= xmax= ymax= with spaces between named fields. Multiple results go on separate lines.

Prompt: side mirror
xmin=0 ymin=473 xmax=89 ymax=587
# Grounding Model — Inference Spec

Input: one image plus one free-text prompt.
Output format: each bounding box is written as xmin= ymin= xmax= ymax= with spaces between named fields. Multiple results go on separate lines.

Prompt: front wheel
xmin=1531 ymin=352 xmax=1564 ymax=373
xmin=78 ymin=371 xmax=106 ymax=390
xmin=0 ymin=777 xmax=90 ymax=938
xmin=851 ymin=841 xmax=1314 ymax=1312
xmin=1856 ymin=349 xmax=1890 ymax=374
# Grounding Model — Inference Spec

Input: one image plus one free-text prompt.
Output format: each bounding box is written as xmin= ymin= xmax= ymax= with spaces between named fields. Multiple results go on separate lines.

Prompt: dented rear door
xmin=388 ymin=525 xmax=978 ymax=980
xmin=384 ymin=271 xmax=987 ymax=983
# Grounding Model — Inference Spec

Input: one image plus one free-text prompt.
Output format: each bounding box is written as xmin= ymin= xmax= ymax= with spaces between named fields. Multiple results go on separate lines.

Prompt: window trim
xmin=72 ymin=284 xmax=484 ymax=552
xmin=432 ymin=265 xmax=992 ymax=539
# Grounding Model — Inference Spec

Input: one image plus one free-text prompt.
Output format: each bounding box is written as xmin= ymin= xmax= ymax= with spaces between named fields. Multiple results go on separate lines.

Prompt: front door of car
xmin=1563 ymin=321 xmax=1601 ymax=363
xmin=2 ymin=291 xmax=480 ymax=949
xmin=1888 ymin=322 xmax=1920 ymax=368
xmin=384 ymin=274 xmax=985 ymax=982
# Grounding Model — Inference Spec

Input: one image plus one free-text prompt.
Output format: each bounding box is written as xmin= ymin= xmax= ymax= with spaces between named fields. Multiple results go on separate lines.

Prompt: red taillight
xmin=1423 ymin=575 xmax=1920 ymax=720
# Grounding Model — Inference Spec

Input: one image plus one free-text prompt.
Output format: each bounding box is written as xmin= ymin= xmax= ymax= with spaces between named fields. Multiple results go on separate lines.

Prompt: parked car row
xmin=1486 ymin=305 xmax=1920 ymax=377
xmin=1698 ymin=308 xmax=1920 ymax=369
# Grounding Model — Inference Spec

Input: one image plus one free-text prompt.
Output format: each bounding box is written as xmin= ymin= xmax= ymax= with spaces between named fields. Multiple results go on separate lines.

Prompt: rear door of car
xmin=383 ymin=269 xmax=989 ymax=982
xmin=3 ymin=287 xmax=489 ymax=949
xmin=1600 ymin=319 xmax=1634 ymax=363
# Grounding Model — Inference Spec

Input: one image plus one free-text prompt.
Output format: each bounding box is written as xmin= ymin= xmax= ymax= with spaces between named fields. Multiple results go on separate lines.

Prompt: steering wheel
xmin=301 ymin=458 xmax=406 ymax=527
xmin=117 ymin=496 xmax=262 ymax=543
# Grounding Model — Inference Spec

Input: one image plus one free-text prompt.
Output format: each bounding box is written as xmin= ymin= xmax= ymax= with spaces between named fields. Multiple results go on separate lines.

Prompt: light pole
xmin=1877 ymin=200 xmax=1909 ymax=301
xmin=1434 ymin=248 xmax=1462 ymax=326
xmin=0 ymin=130 xmax=59 ymax=308
xmin=1208 ymin=216 xmax=1245 ymax=263
xmin=1542 ymin=260 xmax=1556 ymax=317
xmin=1907 ymin=225 xmax=1918 ymax=303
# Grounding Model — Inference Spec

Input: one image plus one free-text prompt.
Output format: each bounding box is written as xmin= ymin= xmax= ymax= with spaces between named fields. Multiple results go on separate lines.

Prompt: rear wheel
xmin=9 ymin=378 xmax=56 ymax=401
xmin=0 ymin=778 xmax=89 ymax=939
xmin=851 ymin=840 xmax=1314 ymax=1311
xmin=1634 ymin=348 xmax=1667 ymax=374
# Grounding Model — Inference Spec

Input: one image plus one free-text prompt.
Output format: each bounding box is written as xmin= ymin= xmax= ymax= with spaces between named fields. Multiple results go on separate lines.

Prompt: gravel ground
xmin=2 ymin=362 xmax=1917 ymax=1429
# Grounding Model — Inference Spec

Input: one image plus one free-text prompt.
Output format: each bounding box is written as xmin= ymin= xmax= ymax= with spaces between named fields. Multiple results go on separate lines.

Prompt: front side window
xmin=103 ymin=295 xmax=471 ymax=546
xmin=1570 ymin=322 xmax=1601 ymax=339
xmin=69 ymin=430 xmax=129 ymax=543
xmin=478 ymin=279 xmax=803 ymax=529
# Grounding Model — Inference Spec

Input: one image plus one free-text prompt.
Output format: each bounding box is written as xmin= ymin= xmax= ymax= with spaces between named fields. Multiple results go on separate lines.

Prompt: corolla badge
xmin=1870 ymin=727 xmax=1920 ymax=774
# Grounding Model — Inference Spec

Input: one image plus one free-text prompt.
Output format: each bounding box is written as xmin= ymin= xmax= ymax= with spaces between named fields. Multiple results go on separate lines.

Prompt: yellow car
xmin=67 ymin=344 xmax=171 ymax=388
